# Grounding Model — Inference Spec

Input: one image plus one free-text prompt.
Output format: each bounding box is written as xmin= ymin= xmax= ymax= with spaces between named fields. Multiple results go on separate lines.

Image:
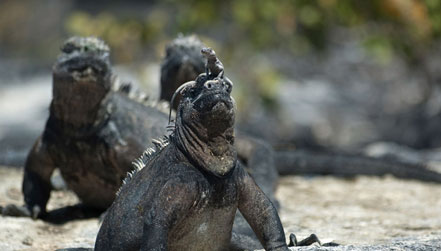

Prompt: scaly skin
xmin=3 ymin=37 xmax=168 ymax=218
xmin=160 ymin=35 xmax=280 ymax=250
xmin=95 ymin=50 xmax=289 ymax=251
xmin=160 ymin=37 xmax=441 ymax=189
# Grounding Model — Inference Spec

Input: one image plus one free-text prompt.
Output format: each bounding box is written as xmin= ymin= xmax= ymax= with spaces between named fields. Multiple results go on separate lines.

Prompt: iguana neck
xmin=173 ymin=118 xmax=237 ymax=178
xmin=48 ymin=72 xmax=112 ymax=138
xmin=48 ymin=91 xmax=112 ymax=139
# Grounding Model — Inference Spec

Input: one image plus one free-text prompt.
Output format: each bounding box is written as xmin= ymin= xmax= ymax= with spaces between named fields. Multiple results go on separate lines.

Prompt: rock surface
xmin=279 ymin=234 xmax=441 ymax=250
xmin=1 ymin=166 xmax=441 ymax=250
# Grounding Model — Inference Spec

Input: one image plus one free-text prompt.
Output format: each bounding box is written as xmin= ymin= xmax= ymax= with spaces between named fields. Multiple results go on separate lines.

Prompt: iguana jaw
xmin=55 ymin=56 xmax=110 ymax=82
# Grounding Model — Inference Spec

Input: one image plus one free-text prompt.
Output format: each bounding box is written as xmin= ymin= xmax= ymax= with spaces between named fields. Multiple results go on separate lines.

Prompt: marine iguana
xmin=95 ymin=50 xmax=290 ymax=251
xmin=2 ymin=37 xmax=169 ymax=218
xmin=160 ymin=35 xmax=281 ymax=250
xmin=161 ymin=35 xmax=279 ymax=198
xmin=1 ymin=36 xmax=280 ymax=231
xmin=160 ymin=35 xmax=441 ymax=184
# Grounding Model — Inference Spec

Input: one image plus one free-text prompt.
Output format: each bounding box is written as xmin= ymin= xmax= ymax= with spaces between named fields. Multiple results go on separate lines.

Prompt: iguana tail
xmin=275 ymin=150 xmax=441 ymax=183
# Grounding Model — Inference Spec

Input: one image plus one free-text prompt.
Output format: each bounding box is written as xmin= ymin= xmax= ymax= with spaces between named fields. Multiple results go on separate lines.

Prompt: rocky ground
xmin=1 ymin=166 xmax=440 ymax=250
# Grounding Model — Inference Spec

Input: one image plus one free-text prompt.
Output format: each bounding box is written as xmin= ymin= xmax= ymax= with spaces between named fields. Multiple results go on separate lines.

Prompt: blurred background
xmin=2 ymin=0 xmax=441 ymax=166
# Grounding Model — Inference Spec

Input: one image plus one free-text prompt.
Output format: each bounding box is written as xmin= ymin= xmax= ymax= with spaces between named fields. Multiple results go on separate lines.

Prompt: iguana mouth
xmin=55 ymin=55 xmax=110 ymax=81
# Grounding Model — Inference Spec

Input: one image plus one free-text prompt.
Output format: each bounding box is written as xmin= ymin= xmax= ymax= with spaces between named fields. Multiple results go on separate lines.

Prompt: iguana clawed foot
xmin=1 ymin=204 xmax=41 ymax=219
xmin=288 ymin=233 xmax=340 ymax=247
xmin=288 ymin=233 xmax=321 ymax=247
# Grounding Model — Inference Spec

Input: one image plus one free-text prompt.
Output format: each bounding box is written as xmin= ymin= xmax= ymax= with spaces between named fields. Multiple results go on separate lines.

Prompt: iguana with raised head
xmin=95 ymin=48 xmax=291 ymax=251
xmin=1 ymin=36 xmax=281 ymax=233
xmin=161 ymin=35 xmax=441 ymax=185
xmin=2 ymin=37 xmax=169 ymax=218
xmin=161 ymin=35 xmax=278 ymax=198
xmin=160 ymin=35 xmax=282 ymax=250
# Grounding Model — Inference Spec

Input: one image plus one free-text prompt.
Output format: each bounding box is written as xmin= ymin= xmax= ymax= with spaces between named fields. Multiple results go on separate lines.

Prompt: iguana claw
xmin=288 ymin=233 xmax=340 ymax=247
xmin=2 ymin=204 xmax=32 ymax=218
xmin=288 ymin=233 xmax=321 ymax=246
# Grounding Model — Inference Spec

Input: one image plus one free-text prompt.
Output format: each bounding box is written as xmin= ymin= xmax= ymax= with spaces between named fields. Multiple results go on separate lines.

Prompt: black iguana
xmin=160 ymin=35 xmax=441 ymax=185
xmin=1 ymin=37 xmax=169 ymax=219
xmin=160 ymin=35 xmax=283 ymax=250
xmin=95 ymin=49 xmax=291 ymax=251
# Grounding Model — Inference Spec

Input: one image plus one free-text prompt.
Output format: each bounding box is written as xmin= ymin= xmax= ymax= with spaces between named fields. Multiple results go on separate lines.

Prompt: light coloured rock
xmin=273 ymin=234 xmax=441 ymax=250
xmin=1 ymin=166 xmax=441 ymax=250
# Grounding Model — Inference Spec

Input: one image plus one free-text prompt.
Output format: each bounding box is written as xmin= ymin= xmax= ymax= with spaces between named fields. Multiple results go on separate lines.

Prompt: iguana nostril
xmin=204 ymin=81 xmax=215 ymax=89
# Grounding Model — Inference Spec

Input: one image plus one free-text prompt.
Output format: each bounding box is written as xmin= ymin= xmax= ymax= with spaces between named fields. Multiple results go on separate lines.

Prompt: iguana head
xmin=54 ymin=36 xmax=111 ymax=85
xmin=160 ymin=35 xmax=205 ymax=109
xmin=178 ymin=72 xmax=234 ymax=132
xmin=50 ymin=37 xmax=112 ymax=129
xmin=172 ymin=48 xmax=237 ymax=177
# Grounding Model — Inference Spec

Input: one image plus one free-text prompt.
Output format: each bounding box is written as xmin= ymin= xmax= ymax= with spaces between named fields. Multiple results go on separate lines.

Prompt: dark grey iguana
xmin=161 ymin=35 xmax=441 ymax=185
xmin=1 ymin=36 xmax=279 ymax=230
xmin=160 ymin=35 xmax=282 ymax=250
xmin=161 ymin=35 xmax=280 ymax=200
xmin=2 ymin=37 xmax=169 ymax=219
xmin=95 ymin=50 xmax=290 ymax=251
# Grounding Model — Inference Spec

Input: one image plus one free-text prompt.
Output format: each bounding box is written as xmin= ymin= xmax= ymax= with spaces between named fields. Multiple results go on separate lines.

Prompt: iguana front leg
xmin=236 ymin=170 xmax=324 ymax=249
xmin=3 ymin=137 xmax=55 ymax=218
xmin=235 ymin=134 xmax=278 ymax=202
xmin=236 ymin=166 xmax=289 ymax=251
xmin=232 ymin=135 xmax=280 ymax=250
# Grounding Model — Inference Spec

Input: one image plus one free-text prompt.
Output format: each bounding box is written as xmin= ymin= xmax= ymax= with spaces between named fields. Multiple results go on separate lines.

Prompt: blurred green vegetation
xmin=59 ymin=0 xmax=441 ymax=110
xmin=1 ymin=0 xmax=439 ymax=62
xmin=1 ymin=0 xmax=441 ymax=110
xmin=60 ymin=0 xmax=441 ymax=61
